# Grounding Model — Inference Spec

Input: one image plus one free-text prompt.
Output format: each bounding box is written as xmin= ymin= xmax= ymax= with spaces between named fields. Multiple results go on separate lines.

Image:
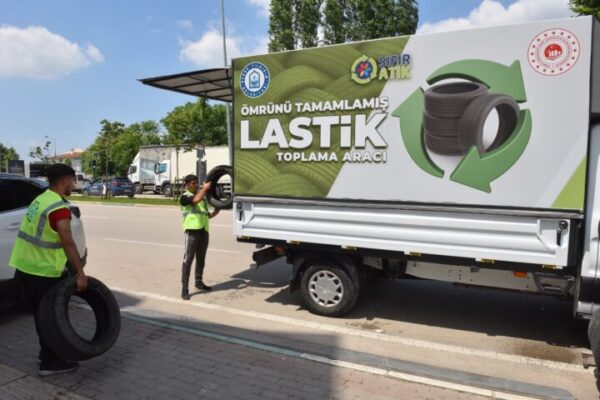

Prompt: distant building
xmin=50 ymin=148 xmax=85 ymax=172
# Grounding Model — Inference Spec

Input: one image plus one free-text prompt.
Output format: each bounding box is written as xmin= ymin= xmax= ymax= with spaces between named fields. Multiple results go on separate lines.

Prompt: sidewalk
xmin=0 ymin=308 xmax=486 ymax=400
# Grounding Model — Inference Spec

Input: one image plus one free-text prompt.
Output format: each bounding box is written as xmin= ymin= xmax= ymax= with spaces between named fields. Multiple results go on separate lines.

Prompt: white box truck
xmin=153 ymin=146 xmax=201 ymax=197
xmin=127 ymin=147 xmax=168 ymax=194
xmin=143 ymin=16 xmax=600 ymax=361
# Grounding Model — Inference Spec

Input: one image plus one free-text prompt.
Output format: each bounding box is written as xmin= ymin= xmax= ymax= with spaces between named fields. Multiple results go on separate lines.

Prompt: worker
xmin=179 ymin=174 xmax=219 ymax=300
xmin=9 ymin=163 xmax=88 ymax=376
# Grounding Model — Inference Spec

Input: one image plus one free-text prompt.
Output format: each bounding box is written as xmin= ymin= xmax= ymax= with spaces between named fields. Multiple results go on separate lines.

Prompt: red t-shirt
xmin=49 ymin=208 xmax=71 ymax=231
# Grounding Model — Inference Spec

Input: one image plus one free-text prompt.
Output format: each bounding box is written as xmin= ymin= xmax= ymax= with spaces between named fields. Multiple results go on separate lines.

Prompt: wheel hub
xmin=308 ymin=270 xmax=343 ymax=307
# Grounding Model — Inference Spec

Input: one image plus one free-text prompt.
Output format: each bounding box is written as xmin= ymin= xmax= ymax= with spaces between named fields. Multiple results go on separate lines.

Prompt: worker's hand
xmin=211 ymin=209 xmax=220 ymax=218
xmin=76 ymin=273 xmax=88 ymax=292
xmin=203 ymin=181 xmax=212 ymax=191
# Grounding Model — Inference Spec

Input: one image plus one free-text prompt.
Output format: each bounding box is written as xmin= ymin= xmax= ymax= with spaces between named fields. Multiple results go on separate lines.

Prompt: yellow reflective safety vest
xmin=181 ymin=190 xmax=210 ymax=231
xmin=9 ymin=189 xmax=69 ymax=278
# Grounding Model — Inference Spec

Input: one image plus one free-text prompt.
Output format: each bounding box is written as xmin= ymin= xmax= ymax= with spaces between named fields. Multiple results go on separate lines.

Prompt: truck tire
xmin=38 ymin=276 xmax=121 ymax=361
xmin=300 ymin=261 xmax=359 ymax=317
xmin=163 ymin=184 xmax=173 ymax=198
xmin=458 ymin=93 xmax=520 ymax=154
xmin=424 ymin=82 xmax=488 ymax=118
xmin=205 ymin=165 xmax=233 ymax=210
xmin=134 ymin=184 xmax=142 ymax=194
xmin=424 ymin=132 xmax=464 ymax=155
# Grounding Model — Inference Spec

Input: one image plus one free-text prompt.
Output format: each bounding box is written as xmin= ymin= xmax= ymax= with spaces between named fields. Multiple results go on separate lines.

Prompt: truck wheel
xmin=37 ymin=276 xmax=121 ymax=361
xmin=300 ymin=262 xmax=358 ymax=317
xmin=163 ymin=184 xmax=173 ymax=197
xmin=134 ymin=184 xmax=142 ymax=194
xmin=205 ymin=165 xmax=233 ymax=210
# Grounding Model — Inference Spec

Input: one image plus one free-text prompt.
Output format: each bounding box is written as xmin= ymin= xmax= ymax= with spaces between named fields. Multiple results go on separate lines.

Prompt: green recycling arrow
xmin=391 ymin=88 xmax=444 ymax=178
xmin=427 ymin=60 xmax=527 ymax=103
xmin=450 ymin=109 xmax=532 ymax=193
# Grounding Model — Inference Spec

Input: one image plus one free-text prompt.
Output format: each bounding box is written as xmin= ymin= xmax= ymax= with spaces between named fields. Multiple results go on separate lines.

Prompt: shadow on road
xmin=219 ymin=258 xmax=588 ymax=350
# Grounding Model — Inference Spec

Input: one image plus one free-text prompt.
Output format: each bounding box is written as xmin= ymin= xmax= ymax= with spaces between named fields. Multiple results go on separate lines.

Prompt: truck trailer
xmin=142 ymin=16 xmax=600 ymax=357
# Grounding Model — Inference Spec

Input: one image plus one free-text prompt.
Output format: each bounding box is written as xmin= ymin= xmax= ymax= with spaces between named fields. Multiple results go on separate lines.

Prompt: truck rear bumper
xmin=234 ymin=197 xmax=579 ymax=267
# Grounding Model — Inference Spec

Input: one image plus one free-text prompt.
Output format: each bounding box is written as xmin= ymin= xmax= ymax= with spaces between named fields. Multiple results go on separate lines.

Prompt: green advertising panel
xmin=234 ymin=17 xmax=593 ymax=211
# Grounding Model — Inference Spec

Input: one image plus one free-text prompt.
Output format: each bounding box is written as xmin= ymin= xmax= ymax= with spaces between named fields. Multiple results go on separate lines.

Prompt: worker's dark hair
xmin=184 ymin=174 xmax=198 ymax=184
xmin=45 ymin=163 xmax=75 ymax=186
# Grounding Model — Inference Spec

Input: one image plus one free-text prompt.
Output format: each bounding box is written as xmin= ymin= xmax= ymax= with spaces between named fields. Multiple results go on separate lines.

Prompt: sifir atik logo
xmin=351 ymin=53 xmax=412 ymax=84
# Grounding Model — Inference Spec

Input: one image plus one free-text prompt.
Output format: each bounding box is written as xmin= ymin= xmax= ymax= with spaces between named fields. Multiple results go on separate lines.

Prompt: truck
xmin=142 ymin=16 xmax=600 ymax=360
xmin=127 ymin=147 xmax=166 ymax=194
xmin=152 ymin=146 xmax=201 ymax=197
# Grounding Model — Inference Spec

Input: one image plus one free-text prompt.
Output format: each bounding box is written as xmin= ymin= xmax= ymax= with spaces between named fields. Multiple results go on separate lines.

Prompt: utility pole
xmin=45 ymin=135 xmax=57 ymax=163
xmin=221 ymin=0 xmax=233 ymax=164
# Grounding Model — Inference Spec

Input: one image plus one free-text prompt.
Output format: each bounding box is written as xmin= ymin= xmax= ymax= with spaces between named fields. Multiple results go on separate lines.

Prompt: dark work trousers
xmin=181 ymin=229 xmax=209 ymax=288
xmin=15 ymin=270 xmax=64 ymax=362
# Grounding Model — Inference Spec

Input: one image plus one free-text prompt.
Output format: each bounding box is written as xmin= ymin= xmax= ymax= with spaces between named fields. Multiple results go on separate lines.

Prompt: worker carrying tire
xmin=179 ymin=174 xmax=220 ymax=300
xmin=9 ymin=163 xmax=88 ymax=377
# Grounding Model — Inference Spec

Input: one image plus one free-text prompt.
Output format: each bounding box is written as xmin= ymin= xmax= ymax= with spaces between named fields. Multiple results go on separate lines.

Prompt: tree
xmin=321 ymin=0 xmax=418 ymax=44
xmin=570 ymin=0 xmax=600 ymax=18
xmin=296 ymin=0 xmax=322 ymax=48
xmin=161 ymin=100 xmax=227 ymax=147
xmin=322 ymin=0 xmax=346 ymax=45
xmin=28 ymin=141 xmax=52 ymax=162
xmin=268 ymin=0 xmax=295 ymax=52
xmin=0 ymin=143 xmax=19 ymax=172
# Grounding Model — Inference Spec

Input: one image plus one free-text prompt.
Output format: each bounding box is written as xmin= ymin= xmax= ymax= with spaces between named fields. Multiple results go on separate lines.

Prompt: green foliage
xmin=296 ymin=0 xmax=323 ymax=48
xmin=269 ymin=0 xmax=296 ymax=52
xmin=346 ymin=0 xmax=418 ymax=42
xmin=161 ymin=99 xmax=227 ymax=147
xmin=570 ymin=0 xmax=600 ymax=18
xmin=322 ymin=0 xmax=346 ymax=45
xmin=0 ymin=143 xmax=19 ymax=172
xmin=82 ymin=119 xmax=163 ymax=177
xmin=28 ymin=141 xmax=52 ymax=162
xmin=278 ymin=0 xmax=418 ymax=49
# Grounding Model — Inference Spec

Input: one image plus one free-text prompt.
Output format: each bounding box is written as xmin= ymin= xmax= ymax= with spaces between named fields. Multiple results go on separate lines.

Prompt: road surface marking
xmin=120 ymin=310 xmax=565 ymax=400
xmin=104 ymin=238 xmax=241 ymax=254
xmin=111 ymin=286 xmax=590 ymax=374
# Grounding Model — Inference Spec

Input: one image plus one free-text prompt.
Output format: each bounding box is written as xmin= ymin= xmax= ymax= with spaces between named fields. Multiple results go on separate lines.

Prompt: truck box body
xmin=233 ymin=17 xmax=600 ymax=270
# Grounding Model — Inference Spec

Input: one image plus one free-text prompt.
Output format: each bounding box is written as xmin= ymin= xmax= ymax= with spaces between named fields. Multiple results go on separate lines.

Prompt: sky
xmin=0 ymin=0 xmax=573 ymax=160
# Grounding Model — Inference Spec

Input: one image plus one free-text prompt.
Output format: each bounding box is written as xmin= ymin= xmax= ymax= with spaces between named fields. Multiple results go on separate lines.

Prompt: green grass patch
xmin=71 ymin=195 xmax=179 ymax=206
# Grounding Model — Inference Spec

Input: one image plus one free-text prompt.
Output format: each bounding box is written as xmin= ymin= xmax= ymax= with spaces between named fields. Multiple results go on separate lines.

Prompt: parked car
xmin=82 ymin=178 xmax=92 ymax=193
xmin=0 ymin=173 xmax=86 ymax=308
xmin=85 ymin=177 xmax=135 ymax=198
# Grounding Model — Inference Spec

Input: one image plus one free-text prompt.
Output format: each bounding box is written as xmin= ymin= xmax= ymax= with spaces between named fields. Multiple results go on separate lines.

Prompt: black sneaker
xmin=195 ymin=283 xmax=212 ymax=291
xmin=39 ymin=359 xmax=79 ymax=377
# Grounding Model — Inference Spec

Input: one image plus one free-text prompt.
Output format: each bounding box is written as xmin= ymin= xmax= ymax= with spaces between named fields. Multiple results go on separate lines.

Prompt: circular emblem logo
xmin=240 ymin=62 xmax=270 ymax=98
xmin=528 ymin=28 xmax=579 ymax=76
xmin=351 ymin=55 xmax=378 ymax=85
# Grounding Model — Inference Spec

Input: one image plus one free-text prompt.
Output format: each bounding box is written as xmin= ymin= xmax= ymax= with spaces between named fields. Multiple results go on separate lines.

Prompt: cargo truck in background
xmin=127 ymin=148 xmax=165 ymax=194
xmin=143 ymin=16 xmax=600 ymax=365
xmin=153 ymin=145 xmax=230 ymax=197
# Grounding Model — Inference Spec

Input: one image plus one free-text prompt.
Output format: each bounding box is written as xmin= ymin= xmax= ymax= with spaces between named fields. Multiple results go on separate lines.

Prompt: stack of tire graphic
xmin=423 ymin=82 xmax=520 ymax=155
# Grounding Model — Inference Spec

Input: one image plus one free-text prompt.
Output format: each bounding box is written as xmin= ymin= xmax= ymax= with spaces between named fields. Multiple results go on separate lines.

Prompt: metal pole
xmin=221 ymin=0 xmax=233 ymax=165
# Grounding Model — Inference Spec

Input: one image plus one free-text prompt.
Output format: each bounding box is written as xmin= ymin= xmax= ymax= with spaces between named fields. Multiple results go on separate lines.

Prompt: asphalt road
xmin=74 ymin=202 xmax=598 ymax=399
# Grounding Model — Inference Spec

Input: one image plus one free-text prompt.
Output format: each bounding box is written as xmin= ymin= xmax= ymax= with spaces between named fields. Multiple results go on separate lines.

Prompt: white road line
xmin=104 ymin=238 xmax=241 ymax=254
xmin=110 ymin=286 xmax=591 ymax=374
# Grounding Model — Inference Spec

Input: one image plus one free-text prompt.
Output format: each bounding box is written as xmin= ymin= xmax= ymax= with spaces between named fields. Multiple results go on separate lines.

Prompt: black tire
xmin=424 ymin=82 xmax=488 ymax=118
xmin=205 ymin=165 xmax=233 ymax=210
xmin=38 ymin=276 xmax=121 ymax=361
xmin=423 ymin=112 xmax=460 ymax=137
xmin=458 ymin=93 xmax=520 ymax=154
xmin=128 ymin=194 xmax=134 ymax=198
xmin=134 ymin=184 xmax=142 ymax=194
xmin=424 ymin=132 xmax=464 ymax=155
xmin=163 ymin=184 xmax=173 ymax=198
xmin=300 ymin=261 xmax=359 ymax=317
xmin=589 ymin=310 xmax=600 ymax=365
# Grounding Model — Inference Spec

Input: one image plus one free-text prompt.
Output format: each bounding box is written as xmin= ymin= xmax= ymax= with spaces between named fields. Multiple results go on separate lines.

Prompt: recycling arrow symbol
xmin=392 ymin=59 xmax=532 ymax=193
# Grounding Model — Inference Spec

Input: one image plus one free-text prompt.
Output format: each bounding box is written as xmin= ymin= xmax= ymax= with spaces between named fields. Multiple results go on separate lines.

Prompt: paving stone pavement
xmin=0 ymin=307 xmax=489 ymax=400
